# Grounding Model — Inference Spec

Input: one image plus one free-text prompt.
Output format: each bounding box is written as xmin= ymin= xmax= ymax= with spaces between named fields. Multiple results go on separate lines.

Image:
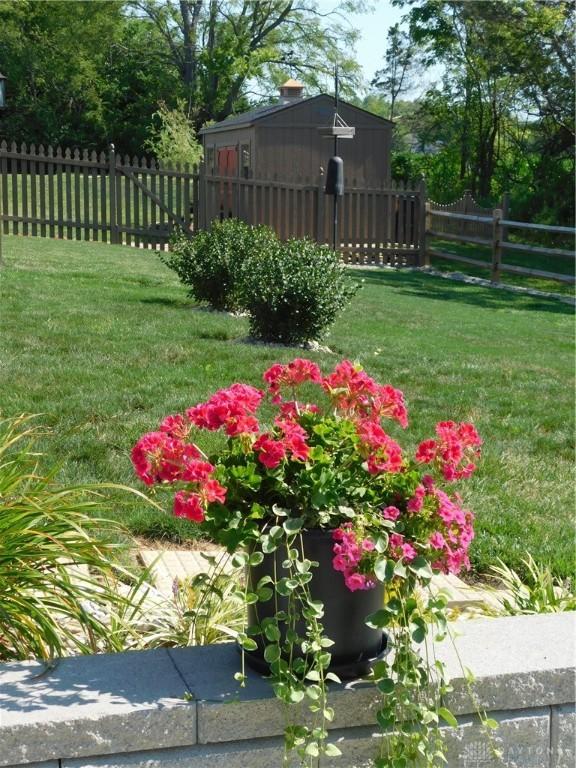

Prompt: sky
xmin=344 ymin=1 xmax=405 ymax=85
xmin=315 ymin=0 xmax=442 ymax=98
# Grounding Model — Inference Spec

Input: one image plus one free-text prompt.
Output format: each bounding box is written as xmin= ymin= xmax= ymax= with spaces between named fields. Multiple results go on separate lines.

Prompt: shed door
xmin=217 ymin=147 xmax=238 ymax=177
xmin=217 ymin=147 xmax=238 ymax=219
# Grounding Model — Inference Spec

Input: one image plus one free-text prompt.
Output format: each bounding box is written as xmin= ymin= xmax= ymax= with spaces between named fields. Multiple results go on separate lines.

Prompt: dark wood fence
xmin=424 ymin=192 xmax=575 ymax=285
xmin=200 ymin=169 xmax=425 ymax=265
xmin=0 ymin=141 xmax=197 ymax=248
xmin=0 ymin=141 xmax=425 ymax=264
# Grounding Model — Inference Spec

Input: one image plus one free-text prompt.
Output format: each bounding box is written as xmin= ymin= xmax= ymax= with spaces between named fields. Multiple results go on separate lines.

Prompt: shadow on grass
xmin=139 ymin=296 xmax=190 ymax=308
xmin=350 ymin=269 xmax=574 ymax=316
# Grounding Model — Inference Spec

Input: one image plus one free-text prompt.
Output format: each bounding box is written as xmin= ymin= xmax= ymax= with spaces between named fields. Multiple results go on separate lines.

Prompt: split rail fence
xmin=425 ymin=191 xmax=575 ymax=285
xmin=0 ymin=141 xmax=424 ymax=265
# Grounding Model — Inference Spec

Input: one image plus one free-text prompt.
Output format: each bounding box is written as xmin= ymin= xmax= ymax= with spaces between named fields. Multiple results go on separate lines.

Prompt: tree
xmin=0 ymin=0 xmax=125 ymax=147
xmin=126 ymin=1 xmax=365 ymax=130
xmin=144 ymin=100 xmax=203 ymax=166
xmin=371 ymin=24 xmax=420 ymax=121
xmin=391 ymin=0 xmax=574 ymax=221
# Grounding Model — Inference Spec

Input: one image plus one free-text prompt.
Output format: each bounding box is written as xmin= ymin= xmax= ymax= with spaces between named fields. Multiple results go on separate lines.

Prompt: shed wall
xmin=202 ymin=96 xmax=391 ymax=187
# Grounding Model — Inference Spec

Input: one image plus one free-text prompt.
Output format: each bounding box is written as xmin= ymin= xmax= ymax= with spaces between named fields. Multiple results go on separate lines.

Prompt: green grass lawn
xmin=1 ymin=235 xmax=574 ymax=579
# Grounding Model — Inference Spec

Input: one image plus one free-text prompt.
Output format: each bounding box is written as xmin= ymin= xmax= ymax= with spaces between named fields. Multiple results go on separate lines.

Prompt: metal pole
xmin=332 ymin=65 xmax=339 ymax=251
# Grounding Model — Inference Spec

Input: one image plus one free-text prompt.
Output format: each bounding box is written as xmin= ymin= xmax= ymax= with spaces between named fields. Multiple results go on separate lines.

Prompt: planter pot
xmin=243 ymin=528 xmax=387 ymax=680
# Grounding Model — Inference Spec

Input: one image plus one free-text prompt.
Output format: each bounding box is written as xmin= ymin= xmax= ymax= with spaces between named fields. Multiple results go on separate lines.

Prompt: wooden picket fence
xmin=0 ymin=141 xmax=425 ymax=264
xmin=199 ymin=170 xmax=425 ymax=265
xmin=0 ymin=141 xmax=197 ymax=248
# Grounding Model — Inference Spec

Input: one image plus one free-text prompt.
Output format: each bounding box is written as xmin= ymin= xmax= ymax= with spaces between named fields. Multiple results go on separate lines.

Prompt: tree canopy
xmin=0 ymin=0 xmax=364 ymax=152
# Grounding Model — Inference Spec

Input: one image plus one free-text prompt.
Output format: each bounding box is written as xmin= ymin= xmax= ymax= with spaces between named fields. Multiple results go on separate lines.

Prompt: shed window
xmin=206 ymin=146 xmax=215 ymax=173
xmin=241 ymin=144 xmax=251 ymax=179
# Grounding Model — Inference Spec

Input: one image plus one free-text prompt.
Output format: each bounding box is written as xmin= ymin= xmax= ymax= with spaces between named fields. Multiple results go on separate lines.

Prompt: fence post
xmin=196 ymin=161 xmax=205 ymax=231
xmin=316 ymin=169 xmax=325 ymax=245
xmin=108 ymin=144 xmax=120 ymax=244
xmin=492 ymin=208 xmax=503 ymax=283
xmin=0 ymin=141 xmax=4 ymax=267
xmin=501 ymin=191 xmax=510 ymax=247
xmin=417 ymin=175 xmax=429 ymax=267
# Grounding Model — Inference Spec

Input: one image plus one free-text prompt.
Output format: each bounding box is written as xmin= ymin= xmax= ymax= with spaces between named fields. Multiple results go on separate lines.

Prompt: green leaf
xmin=377 ymin=677 xmax=395 ymax=694
xmin=238 ymin=636 xmax=258 ymax=652
xmin=438 ymin=707 xmax=458 ymax=727
xmin=485 ymin=718 xmax=499 ymax=730
xmin=305 ymin=742 xmax=320 ymax=757
xmin=393 ymin=560 xmax=407 ymax=578
xmin=324 ymin=743 xmax=342 ymax=756
xmin=264 ymin=624 xmax=281 ymax=642
xmin=365 ymin=609 xmax=391 ymax=629
xmin=264 ymin=644 xmax=281 ymax=663
xmin=408 ymin=555 xmax=433 ymax=579
xmin=374 ymin=557 xmax=389 ymax=582
xmin=248 ymin=551 xmax=264 ymax=566
xmin=231 ymin=551 xmax=248 ymax=568
xmin=283 ymin=518 xmax=304 ymax=534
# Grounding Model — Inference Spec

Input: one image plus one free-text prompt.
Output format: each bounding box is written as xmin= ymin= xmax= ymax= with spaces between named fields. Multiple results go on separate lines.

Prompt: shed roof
xmin=199 ymin=94 xmax=393 ymax=135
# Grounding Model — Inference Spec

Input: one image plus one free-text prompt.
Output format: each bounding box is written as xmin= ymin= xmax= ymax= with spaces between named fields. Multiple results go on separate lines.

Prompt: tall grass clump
xmin=0 ymin=415 xmax=135 ymax=661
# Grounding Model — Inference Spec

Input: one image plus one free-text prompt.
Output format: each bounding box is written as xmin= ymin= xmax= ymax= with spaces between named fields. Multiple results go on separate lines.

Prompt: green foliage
xmin=144 ymin=101 xmax=203 ymax=167
xmin=239 ymin=238 xmax=358 ymax=344
xmin=116 ymin=564 xmax=246 ymax=650
xmin=163 ymin=219 xmax=278 ymax=312
xmin=0 ymin=415 xmax=132 ymax=661
xmin=490 ymin=555 xmax=576 ymax=615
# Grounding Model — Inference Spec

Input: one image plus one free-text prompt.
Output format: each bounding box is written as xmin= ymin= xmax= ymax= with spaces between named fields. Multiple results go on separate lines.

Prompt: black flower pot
xmin=244 ymin=528 xmax=387 ymax=680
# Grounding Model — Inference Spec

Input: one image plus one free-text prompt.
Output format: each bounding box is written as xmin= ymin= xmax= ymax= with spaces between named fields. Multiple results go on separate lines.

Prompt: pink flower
xmin=382 ymin=505 xmax=401 ymax=521
xmin=201 ymin=478 xmax=227 ymax=504
xmin=173 ymin=491 xmax=205 ymax=522
xmin=429 ymin=531 xmax=446 ymax=550
xmin=372 ymin=385 xmax=408 ymax=428
xmin=362 ymin=538 xmax=375 ymax=552
xmin=159 ymin=414 xmax=190 ymax=440
xmin=253 ymin=434 xmax=286 ymax=469
xmin=131 ymin=432 xmax=200 ymax=485
xmin=406 ymin=485 xmax=426 ymax=513
xmin=181 ymin=460 xmax=215 ymax=483
xmin=401 ymin=542 xmax=417 ymax=562
xmin=263 ymin=359 xmax=322 ymax=402
xmin=345 ymin=572 xmax=368 ymax=591
xmin=332 ymin=554 xmax=349 ymax=572
xmin=415 ymin=439 xmax=437 ymax=464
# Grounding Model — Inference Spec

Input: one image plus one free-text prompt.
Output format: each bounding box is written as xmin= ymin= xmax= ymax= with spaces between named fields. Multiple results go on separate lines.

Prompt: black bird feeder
xmin=319 ymin=67 xmax=355 ymax=251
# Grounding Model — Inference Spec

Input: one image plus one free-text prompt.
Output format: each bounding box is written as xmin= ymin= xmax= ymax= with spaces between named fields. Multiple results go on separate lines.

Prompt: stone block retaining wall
xmin=0 ymin=613 xmax=574 ymax=768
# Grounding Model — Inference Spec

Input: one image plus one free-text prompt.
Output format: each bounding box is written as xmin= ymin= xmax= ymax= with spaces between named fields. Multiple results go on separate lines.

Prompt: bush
xmin=239 ymin=237 xmax=358 ymax=345
xmin=163 ymin=219 xmax=277 ymax=312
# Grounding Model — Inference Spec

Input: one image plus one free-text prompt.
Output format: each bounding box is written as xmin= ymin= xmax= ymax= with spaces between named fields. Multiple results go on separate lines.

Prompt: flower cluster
xmin=323 ymin=360 xmax=408 ymax=428
xmin=416 ymin=421 xmax=482 ymax=481
xmin=131 ymin=358 xmax=481 ymax=588
xmin=332 ymin=524 xmax=377 ymax=591
xmin=131 ymin=426 xmax=226 ymax=523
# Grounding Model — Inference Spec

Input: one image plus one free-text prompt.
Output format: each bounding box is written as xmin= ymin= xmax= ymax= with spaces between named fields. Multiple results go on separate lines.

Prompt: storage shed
xmin=199 ymin=80 xmax=393 ymax=187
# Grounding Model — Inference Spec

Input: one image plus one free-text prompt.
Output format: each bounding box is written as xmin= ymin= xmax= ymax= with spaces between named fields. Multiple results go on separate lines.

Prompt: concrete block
xmin=3 ymin=764 xmax=59 ymax=768
xmin=0 ymin=650 xmax=195 ymax=767
xmin=551 ymin=703 xmax=576 ymax=768
xmin=445 ymin=708 xmax=550 ymax=767
xmin=438 ymin=612 xmax=576 ymax=714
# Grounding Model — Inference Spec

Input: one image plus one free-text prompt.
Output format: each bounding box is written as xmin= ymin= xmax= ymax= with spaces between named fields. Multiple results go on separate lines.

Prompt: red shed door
xmin=217 ymin=147 xmax=238 ymax=217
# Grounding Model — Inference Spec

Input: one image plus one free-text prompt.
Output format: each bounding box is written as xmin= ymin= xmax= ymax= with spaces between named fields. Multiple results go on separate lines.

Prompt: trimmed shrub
xmin=163 ymin=219 xmax=277 ymax=312
xmin=239 ymin=237 xmax=358 ymax=345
